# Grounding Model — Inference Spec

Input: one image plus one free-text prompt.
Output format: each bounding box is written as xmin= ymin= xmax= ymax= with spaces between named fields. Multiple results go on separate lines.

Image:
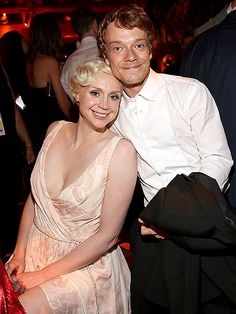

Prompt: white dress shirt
xmin=111 ymin=69 xmax=233 ymax=204
xmin=61 ymin=36 xmax=99 ymax=101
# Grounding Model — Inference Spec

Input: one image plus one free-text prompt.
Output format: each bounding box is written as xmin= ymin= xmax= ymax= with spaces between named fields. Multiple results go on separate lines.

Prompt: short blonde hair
xmin=70 ymin=58 xmax=114 ymax=95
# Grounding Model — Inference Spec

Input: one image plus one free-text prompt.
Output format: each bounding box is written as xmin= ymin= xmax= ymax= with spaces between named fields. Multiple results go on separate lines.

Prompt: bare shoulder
xmin=46 ymin=120 xmax=74 ymax=136
xmin=36 ymin=55 xmax=59 ymax=68
xmin=45 ymin=56 xmax=59 ymax=69
xmin=35 ymin=55 xmax=57 ymax=63
xmin=113 ymin=137 xmax=137 ymax=160
xmin=46 ymin=120 xmax=60 ymax=136
xmin=117 ymin=137 xmax=135 ymax=151
xmin=109 ymin=137 xmax=137 ymax=180
xmin=33 ymin=56 xmax=59 ymax=77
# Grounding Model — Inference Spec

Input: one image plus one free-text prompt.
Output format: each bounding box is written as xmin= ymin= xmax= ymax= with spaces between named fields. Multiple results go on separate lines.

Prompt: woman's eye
xmin=90 ymin=91 xmax=100 ymax=97
xmin=110 ymin=94 xmax=120 ymax=101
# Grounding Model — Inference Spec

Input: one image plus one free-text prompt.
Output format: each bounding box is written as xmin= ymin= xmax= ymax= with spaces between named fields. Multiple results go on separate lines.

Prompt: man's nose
xmin=124 ymin=46 xmax=137 ymax=62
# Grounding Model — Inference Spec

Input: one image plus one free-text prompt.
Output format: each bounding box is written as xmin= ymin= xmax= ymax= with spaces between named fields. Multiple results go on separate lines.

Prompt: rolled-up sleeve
xmin=184 ymin=80 xmax=233 ymax=190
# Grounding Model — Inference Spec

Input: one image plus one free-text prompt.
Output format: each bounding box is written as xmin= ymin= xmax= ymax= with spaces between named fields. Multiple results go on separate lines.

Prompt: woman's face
xmin=74 ymin=72 xmax=122 ymax=131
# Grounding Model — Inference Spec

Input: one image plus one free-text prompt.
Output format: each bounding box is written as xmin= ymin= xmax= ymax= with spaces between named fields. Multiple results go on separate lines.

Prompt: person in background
xmin=5 ymin=58 xmax=137 ymax=313
xmin=0 ymin=31 xmax=29 ymax=100
xmin=179 ymin=0 xmax=236 ymax=213
xmin=0 ymin=31 xmax=35 ymax=201
xmin=0 ymin=64 xmax=35 ymax=262
xmin=193 ymin=0 xmax=232 ymax=36
xmin=24 ymin=13 xmax=73 ymax=154
xmin=97 ymin=4 xmax=233 ymax=313
xmin=61 ymin=7 xmax=99 ymax=102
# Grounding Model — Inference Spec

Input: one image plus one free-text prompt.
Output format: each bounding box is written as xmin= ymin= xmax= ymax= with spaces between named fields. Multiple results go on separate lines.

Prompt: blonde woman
xmin=6 ymin=58 xmax=137 ymax=313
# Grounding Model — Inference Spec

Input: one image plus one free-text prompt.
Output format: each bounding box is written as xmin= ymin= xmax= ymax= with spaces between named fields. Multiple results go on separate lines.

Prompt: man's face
xmin=104 ymin=22 xmax=152 ymax=94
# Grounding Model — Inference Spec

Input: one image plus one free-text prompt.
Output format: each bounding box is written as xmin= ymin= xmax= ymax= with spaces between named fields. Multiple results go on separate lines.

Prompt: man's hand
xmin=138 ymin=218 xmax=169 ymax=239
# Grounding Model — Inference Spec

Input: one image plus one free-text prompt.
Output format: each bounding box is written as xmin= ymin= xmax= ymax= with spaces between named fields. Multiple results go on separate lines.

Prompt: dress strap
xmin=43 ymin=120 xmax=72 ymax=148
xmin=99 ymin=135 xmax=124 ymax=171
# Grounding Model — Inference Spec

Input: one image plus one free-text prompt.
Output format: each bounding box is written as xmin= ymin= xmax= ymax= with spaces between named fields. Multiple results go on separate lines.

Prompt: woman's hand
xmin=16 ymin=268 xmax=46 ymax=291
xmin=138 ymin=218 xmax=169 ymax=239
xmin=5 ymin=255 xmax=25 ymax=277
xmin=5 ymin=255 xmax=25 ymax=294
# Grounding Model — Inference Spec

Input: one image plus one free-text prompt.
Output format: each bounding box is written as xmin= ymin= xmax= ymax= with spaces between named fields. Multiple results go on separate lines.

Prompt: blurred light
xmin=0 ymin=13 xmax=8 ymax=25
xmin=64 ymin=15 xmax=71 ymax=22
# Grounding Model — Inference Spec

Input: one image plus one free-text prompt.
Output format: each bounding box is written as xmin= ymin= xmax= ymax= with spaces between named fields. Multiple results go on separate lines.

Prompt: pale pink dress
xmin=24 ymin=121 xmax=131 ymax=313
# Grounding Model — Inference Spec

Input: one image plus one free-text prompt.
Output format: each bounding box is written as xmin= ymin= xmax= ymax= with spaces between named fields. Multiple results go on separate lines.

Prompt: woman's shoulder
xmin=34 ymin=55 xmax=59 ymax=67
xmin=108 ymin=135 xmax=137 ymax=176
xmin=107 ymin=130 xmax=134 ymax=149
xmin=46 ymin=120 xmax=73 ymax=137
xmin=31 ymin=56 xmax=60 ymax=84
xmin=109 ymin=134 xmax=136 ymax=158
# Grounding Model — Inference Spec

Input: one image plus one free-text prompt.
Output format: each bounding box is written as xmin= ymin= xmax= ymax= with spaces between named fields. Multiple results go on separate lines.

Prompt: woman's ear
xmin=73 ymin=92 xmax=80 ymax=103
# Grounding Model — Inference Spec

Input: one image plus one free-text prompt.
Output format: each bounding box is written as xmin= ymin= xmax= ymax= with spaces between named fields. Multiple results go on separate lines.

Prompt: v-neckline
xmin=41 ymin=121 xmax=116 ymax=200
xmin=57 ymin=136 xmax=115 ymax=196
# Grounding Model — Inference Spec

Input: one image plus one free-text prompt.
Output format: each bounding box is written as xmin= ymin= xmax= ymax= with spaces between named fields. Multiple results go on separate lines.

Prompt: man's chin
xmin=123 ymin=80 xmax=145 ymax=89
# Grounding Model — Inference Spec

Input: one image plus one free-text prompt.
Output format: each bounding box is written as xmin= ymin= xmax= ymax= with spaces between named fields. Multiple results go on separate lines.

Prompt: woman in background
xmin=24 ymin=13 xmax=74 ymax=154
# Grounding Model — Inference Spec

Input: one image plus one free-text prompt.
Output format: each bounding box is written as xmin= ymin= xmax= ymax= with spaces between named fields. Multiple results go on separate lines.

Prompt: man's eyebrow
xmin=107 ymin=38 xmax=147 ymax=45
xmin=106 ymin=40 xmax=122 ymax=45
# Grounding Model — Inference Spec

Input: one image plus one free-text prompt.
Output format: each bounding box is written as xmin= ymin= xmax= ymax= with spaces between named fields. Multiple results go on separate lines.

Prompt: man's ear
xmin=104 ymin=55 xmax=110 ymax=65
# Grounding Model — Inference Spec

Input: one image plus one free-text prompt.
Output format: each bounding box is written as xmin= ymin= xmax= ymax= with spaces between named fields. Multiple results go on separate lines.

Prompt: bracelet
xmin=25 ymin=144 xmax=33 ymax=148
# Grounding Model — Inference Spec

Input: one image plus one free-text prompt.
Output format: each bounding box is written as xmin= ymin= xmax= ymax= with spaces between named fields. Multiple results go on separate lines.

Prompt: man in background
xmin=180 ymin=0 xmax=236 ymax=212
xmin=193 ymin=0 xmax=232 ymax=36
xmin=61 ymin=7 xmax=99 ymax=102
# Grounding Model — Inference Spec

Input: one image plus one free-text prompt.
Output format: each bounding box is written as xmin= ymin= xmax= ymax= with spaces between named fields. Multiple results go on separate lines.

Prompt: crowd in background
xmin=0 ymin=0 xmax=236 ymax=312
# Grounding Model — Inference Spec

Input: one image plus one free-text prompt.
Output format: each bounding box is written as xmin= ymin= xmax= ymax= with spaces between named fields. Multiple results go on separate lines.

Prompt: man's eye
xmin=90 ymin=91 xmax=100 ymax=97
xmin=135 ymin=43 xmax=146 ymax=49
xmin=111 ymin=46 xmax=123 ymax=52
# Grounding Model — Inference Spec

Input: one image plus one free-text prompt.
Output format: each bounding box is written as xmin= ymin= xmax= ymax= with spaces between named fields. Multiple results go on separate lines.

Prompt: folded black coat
xmin=134 ymin=172 xmax=236 ymax=313
xmin=140 ymin=172 xmax=236 ymax=251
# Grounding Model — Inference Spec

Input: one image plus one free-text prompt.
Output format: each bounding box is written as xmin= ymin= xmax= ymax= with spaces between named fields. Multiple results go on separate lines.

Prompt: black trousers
xmin=131 ymin=288 xmax=236 ymax=314
xmin=131 ymin=288 xmax=169 ymax=314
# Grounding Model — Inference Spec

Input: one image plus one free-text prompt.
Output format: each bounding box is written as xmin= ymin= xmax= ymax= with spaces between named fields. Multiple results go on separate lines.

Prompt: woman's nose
xmin=98 ymin=99 xmax=109 ymax=110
